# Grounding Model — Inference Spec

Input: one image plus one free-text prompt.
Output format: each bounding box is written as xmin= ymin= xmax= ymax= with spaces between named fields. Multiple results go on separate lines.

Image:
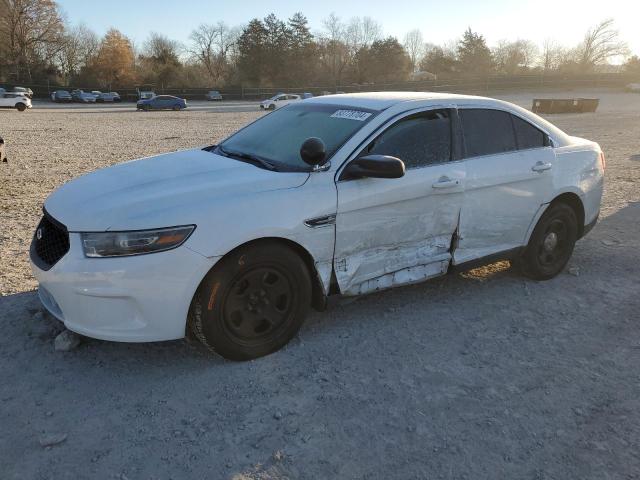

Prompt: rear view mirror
xmin=343 ymin=155 xmax=405 ymax=180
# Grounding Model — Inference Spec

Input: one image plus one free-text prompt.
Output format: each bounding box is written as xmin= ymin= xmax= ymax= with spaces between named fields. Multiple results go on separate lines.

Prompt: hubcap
xmin=537 ymin=219 xmax=568 ymax=267
xmin=543 ymin=232 xmax=558 ymax=252
xmin=222 ymin=267 xmax=293 ymax=343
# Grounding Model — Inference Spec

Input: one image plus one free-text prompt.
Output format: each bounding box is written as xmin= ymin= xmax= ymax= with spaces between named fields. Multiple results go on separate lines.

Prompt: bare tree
xmin=492 ymin=39 xmax=538 ymax=74
xmin=403 ymin=29 xmax=424 ymax=72
xmin=319 ymin=13 xmax=351 ymax=87
xmin=575 ymin=18 xmax=629 ymax=70
xmin=0 ymin=0 xmax=65 ymax=81
xmin=189 ymin=22 xmax=237 ymax=85
xmin=347 ymin=16 xmax=382 ymax=49
xmin=540 ymin=39 xmax=565 ymax=71
xmin=56 ymin=24 xmax=98 ymax=82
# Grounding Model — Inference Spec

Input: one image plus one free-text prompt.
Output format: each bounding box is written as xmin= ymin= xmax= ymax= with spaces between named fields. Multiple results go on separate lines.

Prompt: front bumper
xmin=31 ymin=233 xmax=217 ymax=342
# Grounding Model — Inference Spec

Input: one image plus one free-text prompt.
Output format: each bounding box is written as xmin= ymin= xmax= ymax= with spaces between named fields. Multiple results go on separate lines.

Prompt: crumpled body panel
xmin=336 ymin=236 xmax=452 ymax=296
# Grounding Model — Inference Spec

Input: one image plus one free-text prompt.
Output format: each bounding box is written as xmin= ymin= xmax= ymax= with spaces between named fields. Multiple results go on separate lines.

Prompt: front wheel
xmin=16 ymin=103 xmax=26 ymax=112
xmin=173 ymin=105 xmax=181 ymax=111
xmin=518 ymin=203 xmax=578 ymax=280
xmin=188 ymin=242 xmax=312 ymax=361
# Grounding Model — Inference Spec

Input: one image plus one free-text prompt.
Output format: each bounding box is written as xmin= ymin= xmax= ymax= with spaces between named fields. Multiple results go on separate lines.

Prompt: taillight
xmin=600 ymin=152 xmax=606 ymax=170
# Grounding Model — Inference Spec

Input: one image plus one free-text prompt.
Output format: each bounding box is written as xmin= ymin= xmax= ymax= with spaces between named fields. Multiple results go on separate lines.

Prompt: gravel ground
xmin=0 ymin=89 xmax=639 ymax=479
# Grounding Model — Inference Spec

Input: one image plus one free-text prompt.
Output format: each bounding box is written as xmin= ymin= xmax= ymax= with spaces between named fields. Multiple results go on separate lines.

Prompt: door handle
xmin=432 ymin=177 xmax=460 ymax=189
xmin=531 ymin=161 xmax=552 ymax=172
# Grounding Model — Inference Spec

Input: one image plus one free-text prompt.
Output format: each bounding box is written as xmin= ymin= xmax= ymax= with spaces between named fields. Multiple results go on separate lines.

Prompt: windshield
xmin=219 ymin=103 xmax=377 ymax=171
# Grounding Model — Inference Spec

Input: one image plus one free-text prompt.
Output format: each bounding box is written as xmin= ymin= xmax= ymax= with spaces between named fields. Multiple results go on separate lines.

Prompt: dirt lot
xmin=1 ymin=90 xmax=639 ymax=479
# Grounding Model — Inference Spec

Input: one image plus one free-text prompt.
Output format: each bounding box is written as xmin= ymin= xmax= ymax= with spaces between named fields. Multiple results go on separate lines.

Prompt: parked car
xmin=0 ymin=136 xmax=6 ymax=162
xmin=302 ymin=92 xmax=314 ymax=99
xmin=206 ymin=90 xmax=223 ymax=101
xmin=71 ymin=90 xmax=97 ymax=103
xmin=51 ymin=90 xmax=73 ymax=102
xmin=260 ymin=93 xmax=301 ymax=110
xmin=30 ymin=92 xmax=604 ymax=361
xmin=95 ymin=92 xmax=121 ymax=103
xmin=138 ymin=90 xmax=155 ymax=100
xmin=137 ymin=95 xmax=187 ymax=111
xmin=0 ymin=92 xmax=32 ymax=111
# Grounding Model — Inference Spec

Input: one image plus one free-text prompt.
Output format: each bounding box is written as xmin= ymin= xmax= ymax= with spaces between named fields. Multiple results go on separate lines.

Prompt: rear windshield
xmin=220 ymin=103 xmax=378 ymax=170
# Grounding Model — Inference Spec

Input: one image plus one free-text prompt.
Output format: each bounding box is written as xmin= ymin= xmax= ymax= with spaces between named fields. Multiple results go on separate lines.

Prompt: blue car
xmin=137 ymin=95 xmax=187 ymax=111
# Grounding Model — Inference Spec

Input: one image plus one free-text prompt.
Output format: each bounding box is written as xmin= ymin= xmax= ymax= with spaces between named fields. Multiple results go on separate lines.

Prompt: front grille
xmin=30 ymin=214 xmax=70 ymax=270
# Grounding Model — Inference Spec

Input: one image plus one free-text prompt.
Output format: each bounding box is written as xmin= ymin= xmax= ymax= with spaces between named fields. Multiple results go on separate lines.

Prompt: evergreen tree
xmin=237 ymin=18 xmax=268 ymax=85
xmin=457 ymin=28 xmax=494 ymax=75
xmin=368 ymin=37 xmax=411 ymax=83
xmin=262 ymin=13 xmax=290 ymax=85
xmin=287 ymin=12 xmax=316 ymax=85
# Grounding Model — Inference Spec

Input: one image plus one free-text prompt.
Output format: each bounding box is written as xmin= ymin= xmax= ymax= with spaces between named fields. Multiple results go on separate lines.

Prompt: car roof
xmin=304 ymin=91 xmax=504 ymax=111
xmin=304 ymin=91 xmax=572 ymax=146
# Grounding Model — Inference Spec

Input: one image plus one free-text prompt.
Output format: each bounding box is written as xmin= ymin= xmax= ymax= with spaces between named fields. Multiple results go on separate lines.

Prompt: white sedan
xmin=260 ymin=93 xmax=301 ymax=110
xmin=31 ymin=92 xmax=604 ymax=360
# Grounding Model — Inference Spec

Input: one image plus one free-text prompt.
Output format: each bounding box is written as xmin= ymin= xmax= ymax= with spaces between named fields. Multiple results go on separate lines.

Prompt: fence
xmin=10 ymin=72 xmax=640 ymax=101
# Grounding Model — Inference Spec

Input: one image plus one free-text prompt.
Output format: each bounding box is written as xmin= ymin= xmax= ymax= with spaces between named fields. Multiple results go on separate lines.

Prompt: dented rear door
xmin=333 ymin=108 xmax=464 ymax=296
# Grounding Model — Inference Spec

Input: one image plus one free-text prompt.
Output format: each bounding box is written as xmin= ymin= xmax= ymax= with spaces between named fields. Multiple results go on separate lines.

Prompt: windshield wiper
xmin=216 ymin=145 xmax=278 ymax=171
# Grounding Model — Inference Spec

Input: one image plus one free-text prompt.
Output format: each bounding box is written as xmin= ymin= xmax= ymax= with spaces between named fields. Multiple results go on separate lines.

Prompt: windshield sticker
xmin=330 ymin=110 xmax=372 ymax=121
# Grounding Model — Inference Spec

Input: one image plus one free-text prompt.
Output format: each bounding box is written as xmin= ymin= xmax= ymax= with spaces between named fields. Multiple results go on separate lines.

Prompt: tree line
xmin=1 ymin=0 xmax=638 ymax=90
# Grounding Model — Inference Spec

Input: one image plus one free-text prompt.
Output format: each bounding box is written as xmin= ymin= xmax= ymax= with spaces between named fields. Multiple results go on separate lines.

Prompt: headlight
xmin=81 ymin=226 xmax=195 ymax=258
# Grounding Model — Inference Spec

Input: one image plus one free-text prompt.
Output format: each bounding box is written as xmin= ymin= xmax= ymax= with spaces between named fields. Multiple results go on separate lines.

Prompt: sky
xmin=56 ymin=0 xmax=639 ymax=55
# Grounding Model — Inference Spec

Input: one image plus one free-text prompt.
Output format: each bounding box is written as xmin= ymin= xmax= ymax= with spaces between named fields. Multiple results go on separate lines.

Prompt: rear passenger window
xmin=460 ymin=109 xmax=517 ymax=157
xmin=365 ymin=109 xmax=451 ymax=169
xmin=511 ymin=115 xmax=547 ymax=149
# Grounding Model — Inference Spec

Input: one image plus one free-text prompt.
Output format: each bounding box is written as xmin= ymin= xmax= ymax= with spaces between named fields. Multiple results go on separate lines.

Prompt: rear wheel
xmin=518 ymin=203 xmax=578 ymax=280
xmin=16 ymin=103 xmax=26 ymax=112
xmin=188 ymin=242 xmax=311 ymax=361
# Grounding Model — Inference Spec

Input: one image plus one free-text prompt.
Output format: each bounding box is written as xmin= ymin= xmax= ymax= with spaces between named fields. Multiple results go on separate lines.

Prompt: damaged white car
xmin=31 ymin=92 xmax=604 ymax=360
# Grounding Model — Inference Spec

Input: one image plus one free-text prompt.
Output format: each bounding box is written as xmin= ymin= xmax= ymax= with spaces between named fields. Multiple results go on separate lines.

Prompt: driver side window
xmin=363 ymin=109 xmax=452 ymax=169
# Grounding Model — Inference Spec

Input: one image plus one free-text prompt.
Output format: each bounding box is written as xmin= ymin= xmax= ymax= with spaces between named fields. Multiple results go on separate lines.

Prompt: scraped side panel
xmin=335 ymin=234 xmax=452 ymax=296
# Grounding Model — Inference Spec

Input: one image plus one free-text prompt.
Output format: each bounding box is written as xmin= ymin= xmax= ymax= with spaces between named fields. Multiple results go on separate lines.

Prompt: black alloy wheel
xmin=188 ymin=241 xmax=312 ymax=360
xmin=518 ymin=202 xmax=578 ymax=280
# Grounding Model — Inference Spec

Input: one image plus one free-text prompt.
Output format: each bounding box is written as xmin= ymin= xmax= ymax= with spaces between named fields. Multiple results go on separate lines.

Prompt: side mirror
xmin=300 ymin=137 xmax=327 ymax=167
xmin=343 ymin=155 xmax=405 ymax=180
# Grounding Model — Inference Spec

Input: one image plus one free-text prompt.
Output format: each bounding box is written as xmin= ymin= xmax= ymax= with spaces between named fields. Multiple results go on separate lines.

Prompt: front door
xmin=454 ymin=108 xmax=556 ymax=263
xmin=334 ymin=108 xmax=465 ymax=296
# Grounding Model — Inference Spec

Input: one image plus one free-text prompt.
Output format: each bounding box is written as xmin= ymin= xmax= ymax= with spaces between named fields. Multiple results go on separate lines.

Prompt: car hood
xmin=44 ymin=148 xmax=309 ymax=231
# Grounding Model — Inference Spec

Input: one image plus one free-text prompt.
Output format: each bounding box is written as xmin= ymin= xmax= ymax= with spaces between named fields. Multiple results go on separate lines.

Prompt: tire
xmin=144 ymin=104 xmax=151 ymax=111
xmin=173 ymin=105 xmax=181 ymax=111
xmin=518 ymin=202 xmax=578 ymax=280
xmin=188 ymin=242 xmax=312 ymax=361
xmin=16 ymin=103 xmax=26 ymax=112
xmin=269 ymin=104 xmax=276 ymax=110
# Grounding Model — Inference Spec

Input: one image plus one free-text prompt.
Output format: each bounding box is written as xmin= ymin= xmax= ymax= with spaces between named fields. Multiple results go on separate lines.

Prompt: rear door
xmin=152 ymin=96 xmax=167 ymax=109
xmin=334 ymin=108 xmax=465 ymax=296
xmin=454 ymin=108 xmax=555 ymax=263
